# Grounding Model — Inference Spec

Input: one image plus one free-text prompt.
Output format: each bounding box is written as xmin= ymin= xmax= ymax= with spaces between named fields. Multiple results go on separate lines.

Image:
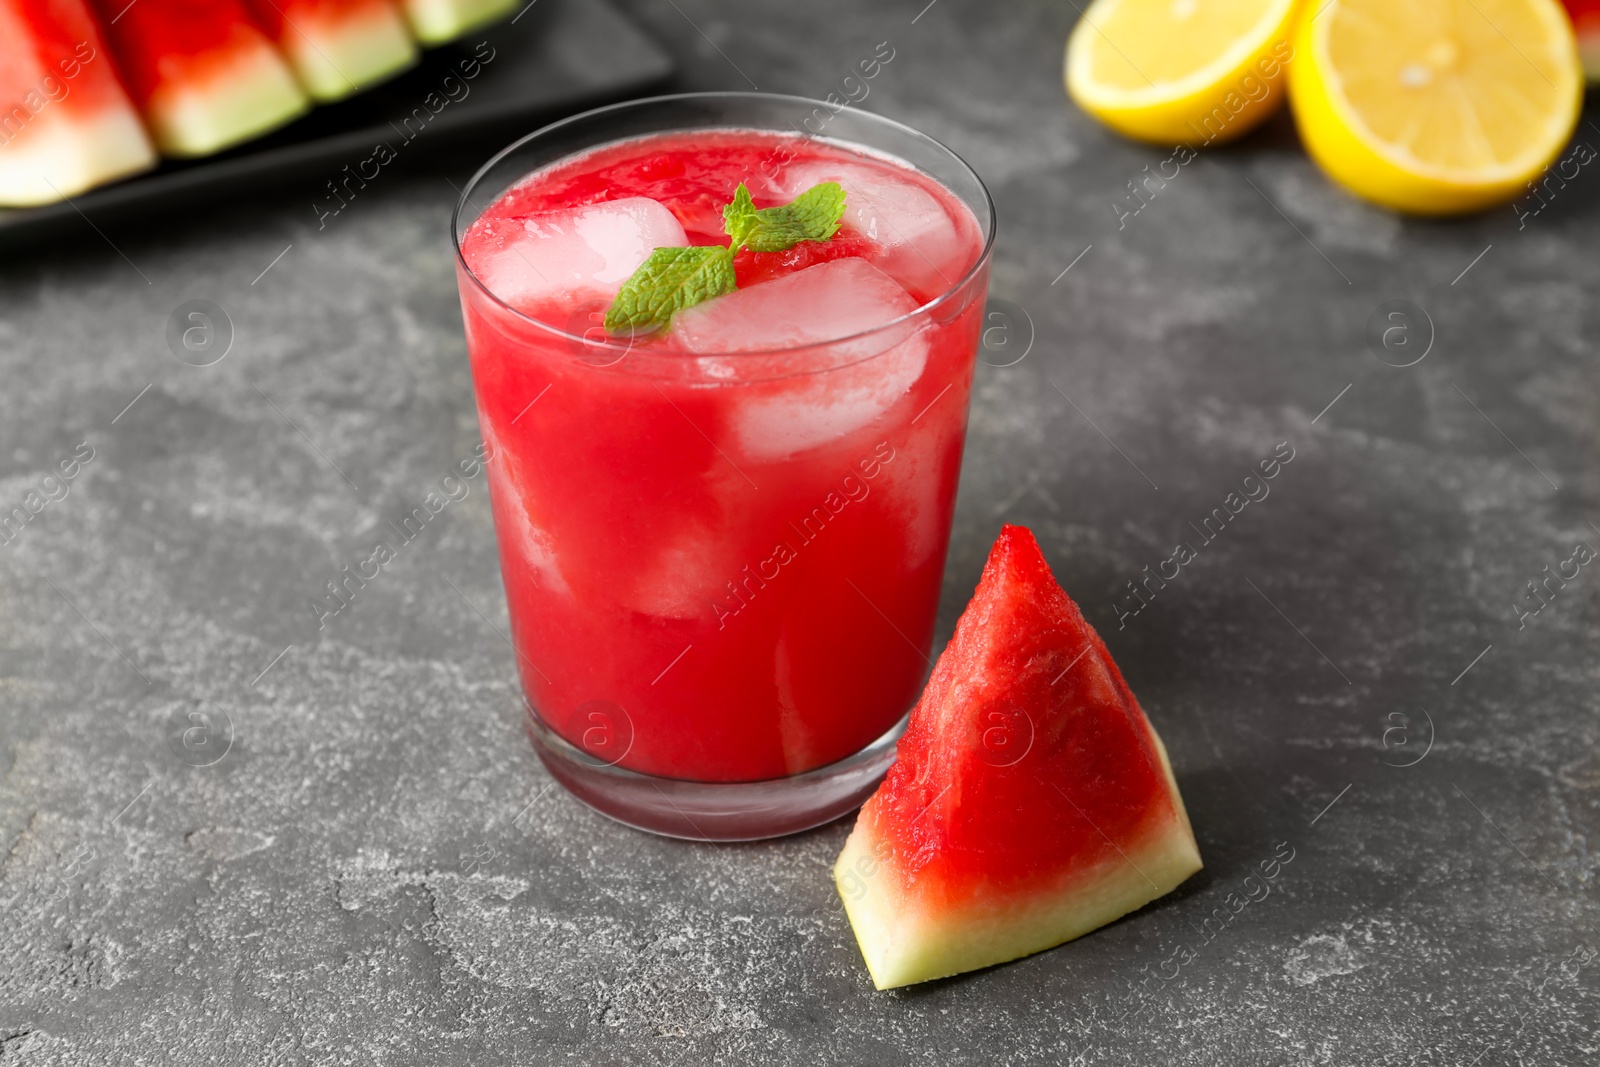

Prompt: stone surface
xmin=2 ymin=1 xmax=1598 ymax=1064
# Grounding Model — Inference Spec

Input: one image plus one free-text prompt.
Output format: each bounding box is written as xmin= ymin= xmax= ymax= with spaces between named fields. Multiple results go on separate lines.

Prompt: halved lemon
xmin=1289 ymin=0 xmax=1583 ymax=214
xmin=1066 ymin=0 xmax=1302 ymax=145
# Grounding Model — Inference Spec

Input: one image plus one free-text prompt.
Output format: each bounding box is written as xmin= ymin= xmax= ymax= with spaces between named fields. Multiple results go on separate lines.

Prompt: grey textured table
xmin=3 ymin=1 xmax=1597 ymax=1064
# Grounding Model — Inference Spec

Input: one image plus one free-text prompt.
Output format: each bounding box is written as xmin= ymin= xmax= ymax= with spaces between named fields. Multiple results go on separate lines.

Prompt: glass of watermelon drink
xmin=452 ymin=93 xmax=993 ymax=840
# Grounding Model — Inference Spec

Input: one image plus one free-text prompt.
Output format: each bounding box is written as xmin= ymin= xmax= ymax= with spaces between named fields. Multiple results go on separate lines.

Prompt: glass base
xmin=524 ymin=708 xmax=909 ymax=841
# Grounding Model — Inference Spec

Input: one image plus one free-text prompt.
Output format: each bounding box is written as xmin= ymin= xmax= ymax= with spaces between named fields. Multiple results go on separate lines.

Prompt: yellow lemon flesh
xmin=1066 ymin=0 xmax=1301 ymax=146
xmin=1289 ymin=0 xmax=1583 ymax=214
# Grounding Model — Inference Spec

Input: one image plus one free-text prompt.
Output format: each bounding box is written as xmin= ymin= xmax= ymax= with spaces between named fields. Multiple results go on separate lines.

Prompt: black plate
xmin=0 ymin=0 xmax=672 ymax=251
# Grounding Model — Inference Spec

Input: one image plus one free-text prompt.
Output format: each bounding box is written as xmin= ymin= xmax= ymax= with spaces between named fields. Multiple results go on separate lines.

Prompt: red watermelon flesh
xmin=835 ymin=524 xmax=1202 ymax=989
xmin=0 ymin=0 xmax=156 ymax=205
xmin=242 ymin=0 xmax=416 ymax=102
xmin=89 ymin=0 xmax=308 ymax=157
xmin=1562 ymin=0 xmax=1600 ymax=79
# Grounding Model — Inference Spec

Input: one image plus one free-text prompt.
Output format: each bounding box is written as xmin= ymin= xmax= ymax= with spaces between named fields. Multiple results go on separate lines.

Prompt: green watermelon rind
xmin=145 ymin=46 xmax=309 ymax=158
xmin=402 ymin=0 xmax=518 ymax=45
xmin=263 ymin=1 xmax=419 ymax=102
xmin=0 ymin=104 xmax=155 ymax=205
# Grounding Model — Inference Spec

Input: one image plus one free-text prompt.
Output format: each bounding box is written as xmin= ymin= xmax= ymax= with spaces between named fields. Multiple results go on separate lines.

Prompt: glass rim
xmin=450 ymin=90 xmax=998 ymax=358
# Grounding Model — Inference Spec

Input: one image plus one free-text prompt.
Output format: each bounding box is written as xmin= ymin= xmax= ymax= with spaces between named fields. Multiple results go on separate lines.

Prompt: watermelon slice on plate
xmin=835 ymin=524 xmax=1202 ymax=989
xmin=0 ymin=0 xmax=156 ymax=205
xmin=243 ymin=0 xmax=418 ymax=102
xmin=400 ymin=0 xmax=516 ymax=45
xmin=1562 ymin=0 xmax=1600 ymax=79
xmin=89 ymin=0 xmax=310 ymax=157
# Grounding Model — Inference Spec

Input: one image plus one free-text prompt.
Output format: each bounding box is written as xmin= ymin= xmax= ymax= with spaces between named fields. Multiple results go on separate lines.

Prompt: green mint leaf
xmin=603 ymin=245 xmax=737 ymax=333
xmin=722 ymin=181 xmax=847 ymax=253
xmin=723 ymin=183 xmax=761 ymax=251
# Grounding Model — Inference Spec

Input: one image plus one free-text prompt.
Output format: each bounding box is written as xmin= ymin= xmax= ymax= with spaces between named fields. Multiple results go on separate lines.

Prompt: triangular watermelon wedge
xmin=89 ymin=0 xmax=310 ymax=157
xmin=243 ymin=0 xmax=418 ymax=102
xmin=835 ymin=524 xmax=1202 ymax=989
xmin=0 ymin=0 xmax=157 ymax=205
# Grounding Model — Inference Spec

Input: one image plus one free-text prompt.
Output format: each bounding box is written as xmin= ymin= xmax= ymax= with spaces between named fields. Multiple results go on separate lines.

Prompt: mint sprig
xmin=602 ymin=180 xmax=849 ymax=334
xmin=722 ymin=181 xmax=847 ymax=252
xmin=602 ymin=245 xmax=737 ymax=333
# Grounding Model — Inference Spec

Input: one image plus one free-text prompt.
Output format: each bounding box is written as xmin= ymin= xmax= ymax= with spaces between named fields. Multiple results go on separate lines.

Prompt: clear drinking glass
xmin=453 ymin=92 xmax=994 ymax=840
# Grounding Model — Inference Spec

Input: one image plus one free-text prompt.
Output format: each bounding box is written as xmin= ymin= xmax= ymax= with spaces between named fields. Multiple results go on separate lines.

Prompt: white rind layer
xmin=402 ymin=0 xmax=517 ymax=44
xmin=283 ymin=6 xmax=418 ymax=101
xmin=147 ymin=43 xmax=309 ymax=157
xmin=836 ymin=730 xmax=1202 ymax=990
xmin=0 ymin=105 xmax=156 ymax=206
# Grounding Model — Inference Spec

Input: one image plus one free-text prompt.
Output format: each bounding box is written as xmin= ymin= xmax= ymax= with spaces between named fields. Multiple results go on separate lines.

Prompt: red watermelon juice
xmin=455 ymin=105 xmax=992 ymax=799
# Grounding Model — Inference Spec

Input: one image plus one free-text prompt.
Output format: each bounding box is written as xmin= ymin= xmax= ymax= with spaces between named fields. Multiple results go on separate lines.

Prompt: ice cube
xmin=622 ymin=511 xmax=741 ymax=620
xmin=873 ymin=412 xmax=957 ymax=569
xmin=775 ymin=161 xmax=967 ymax=299
xmin=480 ymin=420 xmax=571 ymax=597
xmin=611 ymin=455 xmax=760 ymax=621
xmin=673 ymin=259 xmax=928 ymax=460
xmin=469 ymin=197 xmax=687 ymax=311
